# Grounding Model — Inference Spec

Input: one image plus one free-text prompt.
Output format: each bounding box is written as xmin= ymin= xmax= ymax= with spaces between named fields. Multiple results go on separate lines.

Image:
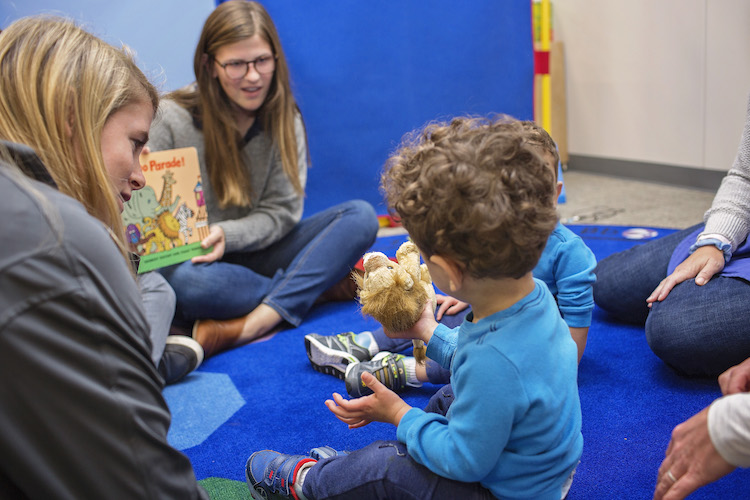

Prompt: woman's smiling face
xmin=212 ymin=35 xmax=275 ymax=123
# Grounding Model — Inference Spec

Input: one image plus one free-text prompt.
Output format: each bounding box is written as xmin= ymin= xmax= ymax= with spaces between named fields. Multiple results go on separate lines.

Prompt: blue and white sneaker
xmin=304 ymin=331 xmax=373 ymax=379
xmin=308 ymin=445 xmax=349 ymax=461
xmin=246 ymin=450 xmax=315 ymax=500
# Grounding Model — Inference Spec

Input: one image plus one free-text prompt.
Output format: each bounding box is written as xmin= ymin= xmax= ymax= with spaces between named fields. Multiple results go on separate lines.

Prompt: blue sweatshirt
xmin=535 ymin=222 xmax=597 ymax=328
xmin=397 ymin=280 xmax=583 ymax=499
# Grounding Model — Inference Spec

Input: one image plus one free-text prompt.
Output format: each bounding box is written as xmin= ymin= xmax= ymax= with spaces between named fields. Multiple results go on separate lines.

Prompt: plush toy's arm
xmin=420 ymin=263 xmax=437 ymax=309
xmin=412 ymin=340 xmax=427 ymax=364
xmin=396 ymin=242 xmax=422 ymax=281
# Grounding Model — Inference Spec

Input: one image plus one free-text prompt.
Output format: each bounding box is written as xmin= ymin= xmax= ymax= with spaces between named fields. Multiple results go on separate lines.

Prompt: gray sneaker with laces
xmin=345 ymin=352 xmax=408 ymax=398
xmin=304 ymin=331 xmax=372 ymax=380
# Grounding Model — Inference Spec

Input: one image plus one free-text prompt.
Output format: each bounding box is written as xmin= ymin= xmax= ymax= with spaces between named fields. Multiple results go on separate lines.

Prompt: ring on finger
xmin=666 ymin=470 xmax=677 ymax=482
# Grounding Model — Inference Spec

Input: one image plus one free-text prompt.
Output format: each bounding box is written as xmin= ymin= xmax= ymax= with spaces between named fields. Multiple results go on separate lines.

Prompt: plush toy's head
xmin=355 ymin=241 xmax=436 ymax=363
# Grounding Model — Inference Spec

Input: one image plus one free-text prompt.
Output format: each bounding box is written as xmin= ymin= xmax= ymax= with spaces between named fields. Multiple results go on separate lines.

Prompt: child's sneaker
xmin=308 ymin=445 xmax=349 ymax=460
xmin=345 ymin=352 xmax=411 ymax=397
xmin=304 ymin=331 xmax=373 ymax=379
xmin=246 ymin=450 xmax=315 ymax=500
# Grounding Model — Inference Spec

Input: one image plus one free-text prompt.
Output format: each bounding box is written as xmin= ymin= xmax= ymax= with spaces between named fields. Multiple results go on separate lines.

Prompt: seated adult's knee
xmin=342 ymin=199 xmax=379 ymax=244
xmin=646 ymin=304 xmax=718 ymax=377
xmin=645 ymin=314 xmax=687 ymax=370
xmin=592 ymin=274 xmax=650 ymax=325
xmin=592 ymin=259 xmax=618 ymax=308
xmin=350 ymin=199 xmax=378 ymax=229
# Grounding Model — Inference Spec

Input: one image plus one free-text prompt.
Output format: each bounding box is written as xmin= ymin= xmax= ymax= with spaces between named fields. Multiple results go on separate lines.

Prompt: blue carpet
xmin=165 ymin=225 xmax=750 ymax=499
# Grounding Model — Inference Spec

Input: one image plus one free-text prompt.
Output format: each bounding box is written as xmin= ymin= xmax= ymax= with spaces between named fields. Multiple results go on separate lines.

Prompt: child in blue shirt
xmin=246 ymin=116 xmax=583 ymax=500
xmin=305 ymin=121 xmax=596 ymax=397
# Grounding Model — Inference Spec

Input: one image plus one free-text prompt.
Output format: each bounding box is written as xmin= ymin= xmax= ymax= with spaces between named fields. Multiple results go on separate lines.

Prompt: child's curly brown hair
xmin=381 ymin=116 xmax=558 ymax=280
xmin=520 ymin=121 xmax=560 ymax=179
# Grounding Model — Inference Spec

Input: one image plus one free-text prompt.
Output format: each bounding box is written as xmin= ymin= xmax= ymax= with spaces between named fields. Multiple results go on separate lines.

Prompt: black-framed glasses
xmin=215 ymin=55 xmax=276 ymax=79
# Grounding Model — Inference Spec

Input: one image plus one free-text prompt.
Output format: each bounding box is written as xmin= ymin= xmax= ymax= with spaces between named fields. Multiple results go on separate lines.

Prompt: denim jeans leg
xmin=302 ymin=440 xmax=494 ymax=500
xmin=424 ymin=384 xmax=454 ymax=414
xmin=371 ymin=326 xmax=413 ymax=352
xmin=425 ymin=361 xmax=452 ymax=385
xmin=160 ymin=260 xmax=274 ymax=326
xmin=264 ymin=200 xmax=378 ymax=325
xmin=593 ymin=224 xmax=703 ymax=324
xmin=646 ymin=275 xmax=750 ymax=377
xmin=224 ymin=200 xmax=378 ymax=326
xmin=160 ymin=200 xmax=377 ymax=326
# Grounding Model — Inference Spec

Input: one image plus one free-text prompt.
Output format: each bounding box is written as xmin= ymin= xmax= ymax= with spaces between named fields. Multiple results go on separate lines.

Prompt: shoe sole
xmin=246 ymin=454 xmax=270 ymax=500
xmin=305 ymin=336 xmax=360 ymax=380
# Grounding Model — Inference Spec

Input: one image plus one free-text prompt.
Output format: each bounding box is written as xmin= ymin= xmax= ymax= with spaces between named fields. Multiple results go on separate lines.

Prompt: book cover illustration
xmin=122 ymin=147 xmax=212 ymax=273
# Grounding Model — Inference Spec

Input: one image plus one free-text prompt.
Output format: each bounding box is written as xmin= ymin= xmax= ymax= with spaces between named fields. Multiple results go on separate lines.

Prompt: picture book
xmin=122 ymin=147 xmax=212 ymax=273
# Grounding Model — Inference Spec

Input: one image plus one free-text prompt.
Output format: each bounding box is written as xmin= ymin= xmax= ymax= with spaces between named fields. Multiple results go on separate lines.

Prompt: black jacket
xmin=0 ymin=142 xmax=207 ymax=499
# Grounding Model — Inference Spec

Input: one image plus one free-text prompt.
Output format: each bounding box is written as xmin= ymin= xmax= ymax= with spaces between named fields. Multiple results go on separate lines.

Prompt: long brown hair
xmin=171 ymin=0 xmax=305 ymax=208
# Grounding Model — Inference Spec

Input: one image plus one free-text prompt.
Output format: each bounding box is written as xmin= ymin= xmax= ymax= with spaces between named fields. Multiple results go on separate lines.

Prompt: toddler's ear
xmin=428 ymin=254 xmax=464 ymax=292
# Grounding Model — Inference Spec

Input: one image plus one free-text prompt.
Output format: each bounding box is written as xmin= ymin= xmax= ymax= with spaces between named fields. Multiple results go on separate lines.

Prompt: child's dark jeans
xmin=301 ymin=385 xmax=496 ymax=500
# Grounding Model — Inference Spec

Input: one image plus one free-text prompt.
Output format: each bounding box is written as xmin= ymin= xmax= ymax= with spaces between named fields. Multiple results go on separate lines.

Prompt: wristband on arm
xmin=690 ymin=237 xmax=732 ymax=262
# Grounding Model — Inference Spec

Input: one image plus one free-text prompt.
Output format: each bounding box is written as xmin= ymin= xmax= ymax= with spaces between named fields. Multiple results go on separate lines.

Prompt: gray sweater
xmin=147 ymin=98 xmax=308 ymax=253
xmin=703 ymin=94 xmax=750 ymax=250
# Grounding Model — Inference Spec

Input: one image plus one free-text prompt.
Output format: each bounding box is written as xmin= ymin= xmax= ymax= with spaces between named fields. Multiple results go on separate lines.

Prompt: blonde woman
xmin=0 ymin=17 xmax=206 ymax=498
xmin=0 ymin=16 xmax=203 ymax=384
xmin=149 ymin=0 xmax=379 ymax=357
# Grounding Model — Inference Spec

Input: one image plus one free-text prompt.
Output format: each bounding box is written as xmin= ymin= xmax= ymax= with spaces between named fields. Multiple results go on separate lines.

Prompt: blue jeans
xmin=302 ymin=386 xmax=495 ymax=500
xmin=594 ymin=224 xmax=750 ymax=376
xmin=161 ymin=200 xmax=378 ymax=327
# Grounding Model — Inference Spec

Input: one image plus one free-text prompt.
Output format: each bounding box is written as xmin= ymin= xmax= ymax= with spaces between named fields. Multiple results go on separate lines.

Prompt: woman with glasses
xmin=148 ymin=0 xmax=379 ymax=358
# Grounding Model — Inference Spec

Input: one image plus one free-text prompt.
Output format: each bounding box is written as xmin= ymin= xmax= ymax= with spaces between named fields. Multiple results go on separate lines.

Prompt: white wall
xmin=555 ymin=0 xmax=750 ymax=172
xmin=0 ymin=0 xmax=215 ymax=92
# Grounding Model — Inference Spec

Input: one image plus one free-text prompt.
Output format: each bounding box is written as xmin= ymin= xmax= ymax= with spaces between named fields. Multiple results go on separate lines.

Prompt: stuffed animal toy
xmin=355 ymin=241 xmax=436 ymax=364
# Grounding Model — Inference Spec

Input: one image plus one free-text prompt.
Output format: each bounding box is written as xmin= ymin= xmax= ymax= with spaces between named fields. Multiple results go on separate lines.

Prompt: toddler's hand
xmin=435 ymin=294 xmax=468 ymax=320
xmin=325 ymin=372 xmax=412 ymax=429
xmin=382 ymin=301 xmax=438 ymax=344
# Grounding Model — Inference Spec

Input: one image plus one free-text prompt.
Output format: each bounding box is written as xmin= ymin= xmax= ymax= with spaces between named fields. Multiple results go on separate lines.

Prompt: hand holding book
xmin=192 ymin=225 xmax=226 ymax=264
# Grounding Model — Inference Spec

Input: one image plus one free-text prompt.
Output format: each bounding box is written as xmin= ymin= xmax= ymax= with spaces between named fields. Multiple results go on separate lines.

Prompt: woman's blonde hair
xmin=0 ymin=16 xmax=158 ymax=250
xmin=171 ymin=0 xmax=305 ymax=208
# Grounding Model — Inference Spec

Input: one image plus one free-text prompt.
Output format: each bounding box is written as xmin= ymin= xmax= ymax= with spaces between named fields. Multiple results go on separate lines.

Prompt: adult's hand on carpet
xmin=325 ymin=373 xmax=412 ymax=429
xmin=719 ymin=357 xmax=750 ymax=395
xmin=653 ymin=407 xmax=735 ymax=500
xmin=647 ymin=246 xmax=724 ymax=306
